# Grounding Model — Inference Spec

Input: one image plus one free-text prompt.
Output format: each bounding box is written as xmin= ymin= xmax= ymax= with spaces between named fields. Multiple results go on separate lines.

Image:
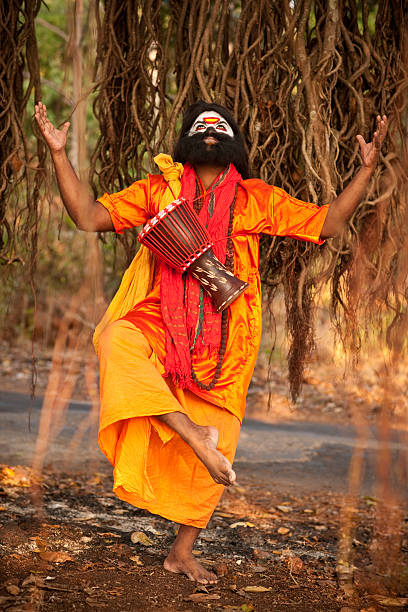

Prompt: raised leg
xmin=164 ymin=524 xmax=217 ymax=584
xmin=156 ymin=411 xmax=236 ymax=486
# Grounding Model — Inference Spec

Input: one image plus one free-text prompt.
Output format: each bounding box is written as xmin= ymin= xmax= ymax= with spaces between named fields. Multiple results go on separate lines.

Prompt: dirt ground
xmin=0 ymin=465 xmax=407 ymax=612
xmin=0 ymin=341 xmax=408 ymax=610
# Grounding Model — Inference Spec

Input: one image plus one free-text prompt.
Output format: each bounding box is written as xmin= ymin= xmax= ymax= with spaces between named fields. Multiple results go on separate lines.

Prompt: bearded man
xmin=35 ymin=100 xmax=387 ymax=584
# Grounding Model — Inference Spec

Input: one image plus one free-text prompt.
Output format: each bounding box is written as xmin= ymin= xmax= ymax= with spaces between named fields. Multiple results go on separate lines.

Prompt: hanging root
xmin=2 ymin=1 xmax=408 ymax=398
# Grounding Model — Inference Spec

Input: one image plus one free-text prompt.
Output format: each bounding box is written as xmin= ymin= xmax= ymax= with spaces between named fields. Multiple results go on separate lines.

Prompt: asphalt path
xmin=1 ymin=390 xmax=407 ymax=498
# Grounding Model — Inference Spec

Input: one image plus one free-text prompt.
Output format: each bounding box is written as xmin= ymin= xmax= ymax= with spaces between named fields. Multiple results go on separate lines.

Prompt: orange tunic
xmin=96 ymin=174 xmax=328 ymax=527
xmin=98 ymin=175 xmax=329 ymax=423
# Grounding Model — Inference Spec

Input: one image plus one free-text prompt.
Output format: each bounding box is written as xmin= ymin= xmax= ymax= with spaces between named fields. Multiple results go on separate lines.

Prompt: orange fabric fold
xmin=97 ymin=320 xmax=240 ymax=528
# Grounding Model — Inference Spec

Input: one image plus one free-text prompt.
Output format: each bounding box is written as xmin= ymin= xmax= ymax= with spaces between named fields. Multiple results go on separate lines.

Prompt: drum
xmin=138 ymin=198 xmax=248 ymax=312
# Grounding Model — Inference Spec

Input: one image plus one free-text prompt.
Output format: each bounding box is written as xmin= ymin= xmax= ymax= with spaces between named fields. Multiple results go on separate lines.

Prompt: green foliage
xmin=1 ymin=0 xmax=104 ymax=342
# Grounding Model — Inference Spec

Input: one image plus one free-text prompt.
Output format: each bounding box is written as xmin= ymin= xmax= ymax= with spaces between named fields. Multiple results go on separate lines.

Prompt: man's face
xmin=188 ymin=112 xmax=234 ymax=139
xmin=176 ymin=110 xmax=244 ymax=170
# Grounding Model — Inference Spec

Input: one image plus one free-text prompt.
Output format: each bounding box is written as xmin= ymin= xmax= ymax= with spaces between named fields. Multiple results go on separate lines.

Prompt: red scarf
xmin=160 ymin=162 xmax=242 ymax=388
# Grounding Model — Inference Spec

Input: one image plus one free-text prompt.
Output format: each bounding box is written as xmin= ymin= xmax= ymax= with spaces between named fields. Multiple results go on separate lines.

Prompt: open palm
xmin=34 ymin=101 xmax=70 ymax=152
xmin=356 ymin=114 xmax=388 ymax=171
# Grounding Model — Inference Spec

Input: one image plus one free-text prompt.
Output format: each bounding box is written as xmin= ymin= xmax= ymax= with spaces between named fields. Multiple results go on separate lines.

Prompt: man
xmin=34 ymin=100 xmax=387 ymax=584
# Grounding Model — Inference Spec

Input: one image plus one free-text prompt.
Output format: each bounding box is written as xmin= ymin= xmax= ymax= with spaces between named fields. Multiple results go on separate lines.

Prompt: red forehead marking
xmin=203 ymin=116 xmax=220 ymax=124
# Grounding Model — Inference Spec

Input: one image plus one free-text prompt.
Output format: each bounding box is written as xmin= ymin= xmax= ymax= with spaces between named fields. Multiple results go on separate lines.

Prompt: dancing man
xmin=35 ymin=100 xmax=387 ymax=584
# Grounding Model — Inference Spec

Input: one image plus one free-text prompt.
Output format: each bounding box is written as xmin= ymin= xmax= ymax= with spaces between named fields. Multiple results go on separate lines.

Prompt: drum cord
xmin=190 ymin=182 xmax=238 ymax=391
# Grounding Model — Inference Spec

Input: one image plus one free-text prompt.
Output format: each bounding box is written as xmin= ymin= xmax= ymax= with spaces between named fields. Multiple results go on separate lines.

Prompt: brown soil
xmin=1 ymin=339 xmax=407 ymax=610
xmin=0 ymin=467 xmax=407 ymax=611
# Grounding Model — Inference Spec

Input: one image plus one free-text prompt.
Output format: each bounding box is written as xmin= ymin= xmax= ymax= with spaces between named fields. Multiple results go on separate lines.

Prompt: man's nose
xmin=204 ymin=127 xmax=218 ymax=137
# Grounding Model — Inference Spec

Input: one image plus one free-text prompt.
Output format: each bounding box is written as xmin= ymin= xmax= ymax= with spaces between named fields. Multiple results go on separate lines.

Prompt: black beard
xmin=174 ymin=129 xmax=246 ymax=175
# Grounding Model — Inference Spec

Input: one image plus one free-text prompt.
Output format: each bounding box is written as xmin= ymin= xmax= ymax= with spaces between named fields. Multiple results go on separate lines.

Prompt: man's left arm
xmin=320 ymin=115 xmax=388 ymax=239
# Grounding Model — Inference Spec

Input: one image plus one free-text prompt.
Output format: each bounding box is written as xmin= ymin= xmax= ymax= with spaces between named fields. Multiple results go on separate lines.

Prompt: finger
xmin=62 ymin=122 xmax=70 ymax=135
xmin=38 ymin=111 xmax=48 ymax=130
xmin=35 ymin=108 xmax=46 ymax=128
xmin=38 ymin=103 xmax=46 ymax=121
xmin=356 ymin=134 xmax=366 ymax=148
xmin=39 ymin=108 xmax=52 ymax=128
xmin=37 ymin=104 xmax=46 ymax=121
xmin=39 ymin=115 xmax=52 ymax=135
xmin=376 ymin=114 xmax=387 ymax=129
xmin=34 ymin=104 xmax=48 ymax=131
xmin=372 ymin=130 xmax=381 ymax=149
xmin=377 ymin=125 xmax=386 ymax=144
xmin=379 ymin=116 xmax=388 ymax=141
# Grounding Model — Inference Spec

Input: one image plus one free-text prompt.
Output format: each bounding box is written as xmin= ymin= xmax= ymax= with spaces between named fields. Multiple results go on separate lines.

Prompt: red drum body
xmin=138 ymin=198 xmax=212 ymax=273
xmin=138 ymin=198 xmax=248 ymax=312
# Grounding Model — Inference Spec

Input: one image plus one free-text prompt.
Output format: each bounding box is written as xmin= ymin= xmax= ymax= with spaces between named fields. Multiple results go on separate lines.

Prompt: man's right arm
xmin=35 ymin=101 xmax=114 ymax=232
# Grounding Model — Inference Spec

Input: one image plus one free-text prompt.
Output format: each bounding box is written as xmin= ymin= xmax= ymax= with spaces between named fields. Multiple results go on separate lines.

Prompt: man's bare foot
xmin=164 ymin=549 xmax=217 ymax=584
xmin=188 ymin=425 xmax=236 ymax=486
xmin=155 ymin=412 xmax=236 ymax=486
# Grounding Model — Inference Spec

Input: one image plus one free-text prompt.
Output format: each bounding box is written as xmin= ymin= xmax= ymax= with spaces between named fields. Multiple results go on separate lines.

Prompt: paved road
xmin=1 ymin=391 xmax=406 ymax=497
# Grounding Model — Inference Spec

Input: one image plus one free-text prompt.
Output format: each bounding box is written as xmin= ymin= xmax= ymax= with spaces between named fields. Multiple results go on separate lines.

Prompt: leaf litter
xmin=0 ymin=465 xmax=407 ymax=610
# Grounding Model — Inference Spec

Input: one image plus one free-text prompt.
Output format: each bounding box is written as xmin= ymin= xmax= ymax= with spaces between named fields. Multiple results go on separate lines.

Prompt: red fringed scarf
xmin=160 ymin=162 xmax=242 ymax=388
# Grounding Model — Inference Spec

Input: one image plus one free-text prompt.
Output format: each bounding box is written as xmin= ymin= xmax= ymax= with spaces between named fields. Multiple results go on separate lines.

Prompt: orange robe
xmin=97 ymin=175 xmax=329 ymax=527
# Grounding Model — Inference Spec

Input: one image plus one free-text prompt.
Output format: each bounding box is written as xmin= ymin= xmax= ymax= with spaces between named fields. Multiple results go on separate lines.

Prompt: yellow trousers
xmin=97 ymin=319 xmax=241 ymax=528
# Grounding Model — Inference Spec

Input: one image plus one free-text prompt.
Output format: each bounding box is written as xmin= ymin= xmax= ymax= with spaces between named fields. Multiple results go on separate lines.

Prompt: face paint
xmin=188 ymin=111 xmax=234 ymax=138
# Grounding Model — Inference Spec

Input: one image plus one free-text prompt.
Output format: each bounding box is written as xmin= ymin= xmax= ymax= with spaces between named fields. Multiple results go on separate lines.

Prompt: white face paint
xmin=188 ymin=111 xmax=234 ymax=138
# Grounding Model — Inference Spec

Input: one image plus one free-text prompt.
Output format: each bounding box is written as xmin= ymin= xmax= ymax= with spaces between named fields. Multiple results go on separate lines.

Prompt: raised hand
xmin=356 ymin=114 xmax=388 ymax=172
xmin=34 ymin=101 xmax=70 ymax=153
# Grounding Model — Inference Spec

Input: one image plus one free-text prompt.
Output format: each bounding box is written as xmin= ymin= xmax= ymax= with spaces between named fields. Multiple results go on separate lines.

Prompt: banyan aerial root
xmin=2 ymin=0 xmax=408 ymax=399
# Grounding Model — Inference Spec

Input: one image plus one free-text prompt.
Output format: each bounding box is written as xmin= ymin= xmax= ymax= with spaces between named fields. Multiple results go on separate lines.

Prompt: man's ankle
xmin=159 ymin=411 xmax=199 ymax=435
xmin=170 ymin=544 xmax=193 ymax=558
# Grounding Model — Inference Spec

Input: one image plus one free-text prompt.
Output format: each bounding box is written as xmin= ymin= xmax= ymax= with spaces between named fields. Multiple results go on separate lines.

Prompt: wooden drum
xmin=138 ymin=198 xmax=248 ymax=312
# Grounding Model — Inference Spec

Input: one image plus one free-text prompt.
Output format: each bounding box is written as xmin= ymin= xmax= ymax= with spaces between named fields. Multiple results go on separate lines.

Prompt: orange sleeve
xmin=96 ymin=175 xmax=165 ymax=234
xmin=241 ymin=179 xmax=329 ymax=245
